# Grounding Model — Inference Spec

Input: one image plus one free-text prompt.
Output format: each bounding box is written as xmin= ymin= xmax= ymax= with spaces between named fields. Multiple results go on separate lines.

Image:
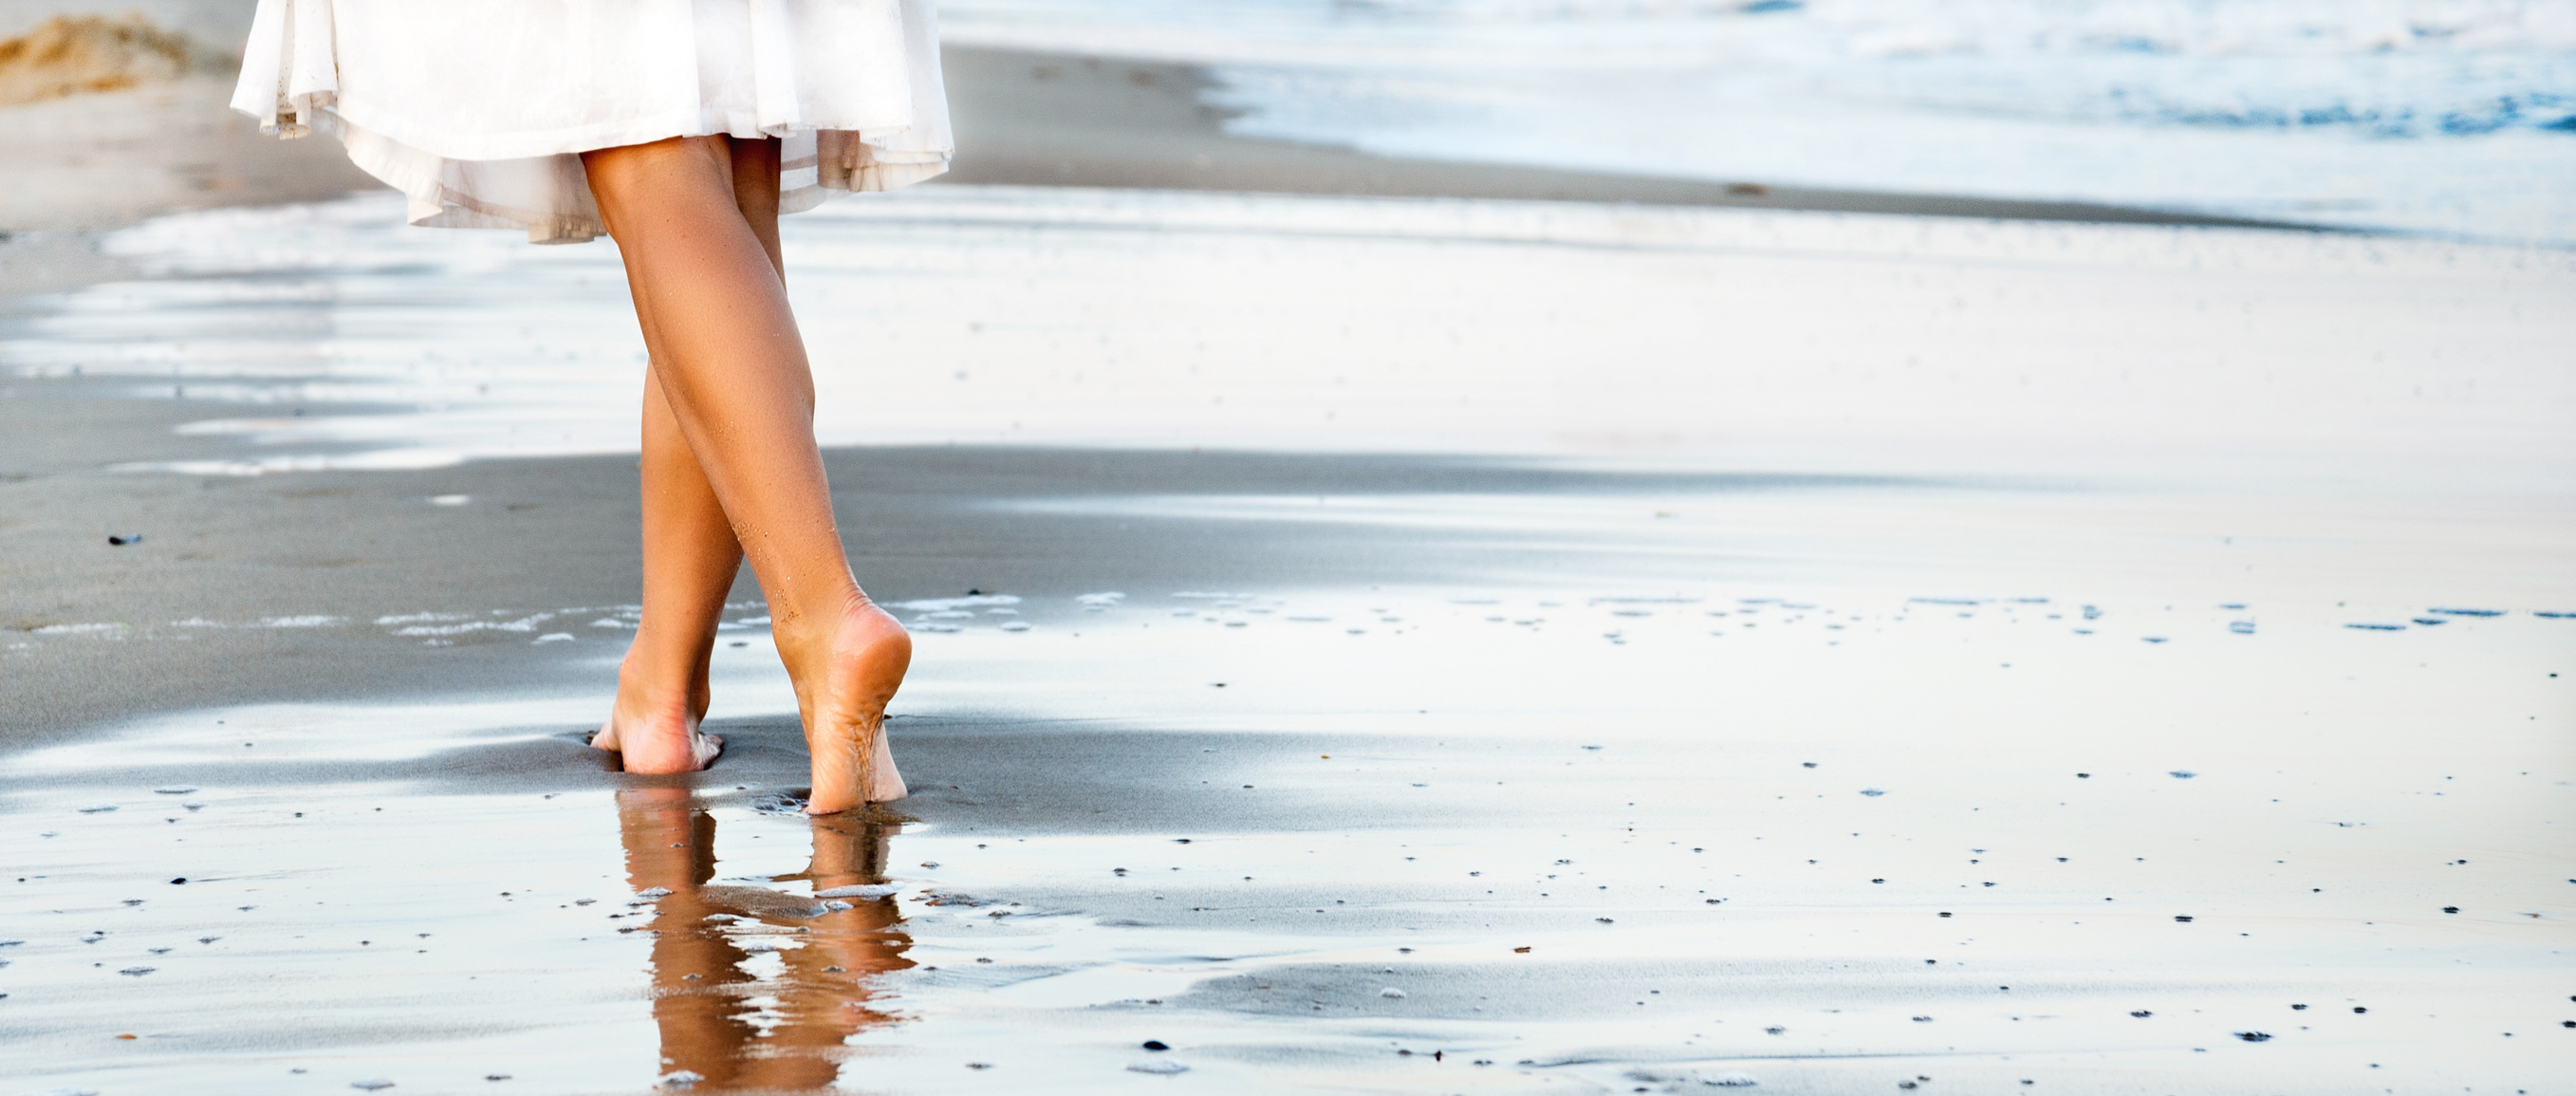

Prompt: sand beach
xmin=4 ymin=5 xmax=2573 ymax=1095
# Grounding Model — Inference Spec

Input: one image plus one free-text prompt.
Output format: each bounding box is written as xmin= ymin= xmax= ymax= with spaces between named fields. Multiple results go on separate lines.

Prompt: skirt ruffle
xmin=230 ymin=0 xmax=954 ymax=244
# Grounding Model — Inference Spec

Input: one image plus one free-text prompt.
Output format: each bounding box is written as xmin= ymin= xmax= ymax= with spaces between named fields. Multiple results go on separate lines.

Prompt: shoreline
xmin=937 ymin=46 xmax=2313 ymax=232
xmin=0 ymin=45 xmax=2314 ymax=248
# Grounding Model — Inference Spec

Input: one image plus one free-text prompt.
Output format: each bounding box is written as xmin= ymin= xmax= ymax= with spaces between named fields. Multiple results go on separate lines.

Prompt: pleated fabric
xmin=231 ymin=0 xmax=953 ymax=243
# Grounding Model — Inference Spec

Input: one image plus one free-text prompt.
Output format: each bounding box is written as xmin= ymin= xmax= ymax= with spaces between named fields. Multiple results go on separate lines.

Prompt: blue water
xmin=941 ymin=0 xmax=2576 ymax=242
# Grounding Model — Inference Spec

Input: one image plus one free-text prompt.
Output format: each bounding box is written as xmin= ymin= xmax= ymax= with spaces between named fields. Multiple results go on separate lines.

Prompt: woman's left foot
xmin=594 ymin=656 xmax=723 ymax=773
xmin=595 ymin=712 xmax=724 ymax=773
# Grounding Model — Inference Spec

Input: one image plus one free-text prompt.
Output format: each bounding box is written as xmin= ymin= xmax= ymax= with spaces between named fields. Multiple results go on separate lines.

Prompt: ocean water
xmin=940 ymin=0 xmax=2576 ymax=243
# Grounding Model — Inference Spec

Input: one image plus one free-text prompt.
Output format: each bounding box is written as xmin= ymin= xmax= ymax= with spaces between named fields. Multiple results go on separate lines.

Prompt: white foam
xmin=391 ymin=613 xmax=556 ymax=637
xmin=891 ymin=595 xmax=1024 ymax=611
xmin=32 ymin=622 xmax=124 ymax=635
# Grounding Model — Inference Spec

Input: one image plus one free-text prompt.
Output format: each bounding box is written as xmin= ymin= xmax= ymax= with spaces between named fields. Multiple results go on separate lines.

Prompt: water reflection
xmin=615 ymin=789 xmax=912 ymax=1090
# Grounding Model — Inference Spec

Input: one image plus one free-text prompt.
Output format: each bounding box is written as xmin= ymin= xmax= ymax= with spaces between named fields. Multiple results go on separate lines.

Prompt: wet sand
xmin=3 ymin=472 xmax=2570 ymax=1092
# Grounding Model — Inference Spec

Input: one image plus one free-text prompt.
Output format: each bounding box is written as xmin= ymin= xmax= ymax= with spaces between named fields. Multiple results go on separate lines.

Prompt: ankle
xmin=769 ymin=588 xmax=882 ymax=647
xmin=615 ymin=650 xmax=712 ymax=721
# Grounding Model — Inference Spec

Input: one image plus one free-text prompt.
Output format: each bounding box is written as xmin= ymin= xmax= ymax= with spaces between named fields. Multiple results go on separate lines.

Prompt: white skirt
xmin=231 ymin=0 xmax=954 ymax=244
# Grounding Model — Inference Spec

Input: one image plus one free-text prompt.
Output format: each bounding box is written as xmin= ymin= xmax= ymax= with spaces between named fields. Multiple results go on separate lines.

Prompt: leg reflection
xmin=617 ymin=789 xmax=912 ymax=1091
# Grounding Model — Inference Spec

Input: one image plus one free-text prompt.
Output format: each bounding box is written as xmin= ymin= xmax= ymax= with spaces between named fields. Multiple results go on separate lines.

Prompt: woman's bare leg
xmin=590 ymin=363 xmax=733 ymax=772
xmin=594 ymin=141 xmax=782 ymax=771
xmin=584 ymin=135 xmax=909 ymax=811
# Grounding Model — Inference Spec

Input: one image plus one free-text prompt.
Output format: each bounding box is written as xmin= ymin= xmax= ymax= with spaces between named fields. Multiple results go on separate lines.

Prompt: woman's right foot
xmin=781 ymin=598 xmax=912 ymax=814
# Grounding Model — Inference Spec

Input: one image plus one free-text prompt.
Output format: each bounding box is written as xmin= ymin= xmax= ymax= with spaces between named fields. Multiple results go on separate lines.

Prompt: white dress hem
xmin=231 ymin=0 xmax=954 ymax=245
